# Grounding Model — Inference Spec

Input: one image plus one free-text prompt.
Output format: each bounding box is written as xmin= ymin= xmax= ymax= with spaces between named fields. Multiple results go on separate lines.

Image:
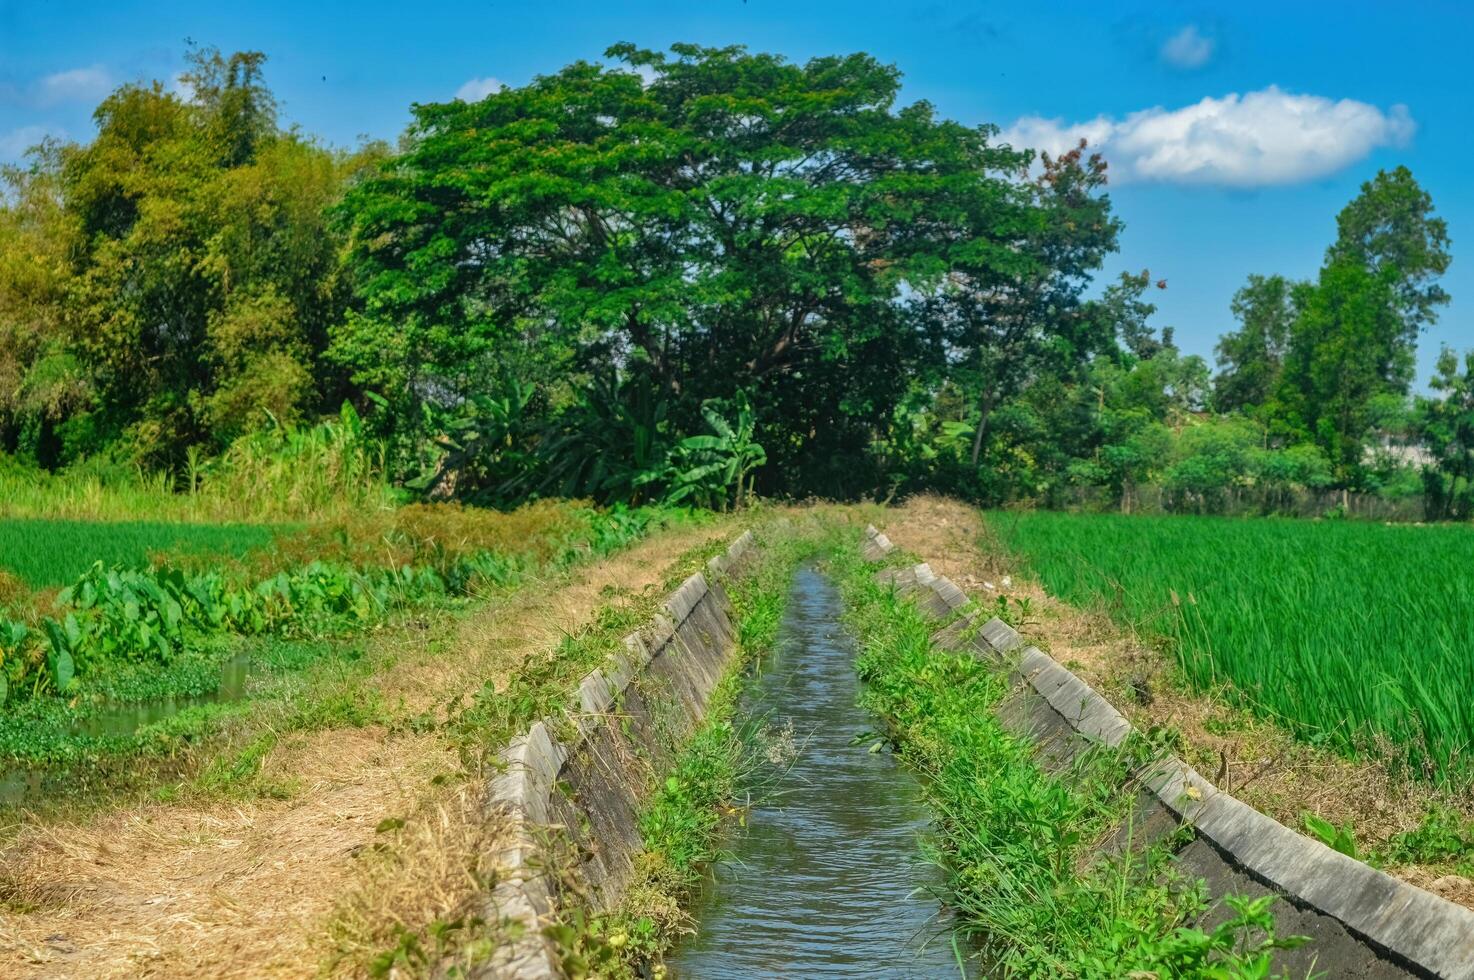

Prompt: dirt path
xmin=0 ymin=520 xmax=737 ymax=978
xmin=879 ymin=495 xmax=1474 ymax=912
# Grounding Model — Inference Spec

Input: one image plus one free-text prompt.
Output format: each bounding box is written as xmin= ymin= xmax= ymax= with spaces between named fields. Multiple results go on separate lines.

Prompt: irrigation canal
xmin=669 ymin=565 xmax=965 ymax=978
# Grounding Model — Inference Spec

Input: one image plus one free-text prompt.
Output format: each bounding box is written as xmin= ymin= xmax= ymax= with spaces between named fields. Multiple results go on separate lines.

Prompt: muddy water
xmin=670 ymin=566 xmax=963 ymax=978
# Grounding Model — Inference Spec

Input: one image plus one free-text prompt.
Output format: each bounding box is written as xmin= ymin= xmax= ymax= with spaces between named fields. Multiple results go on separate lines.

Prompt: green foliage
xmin=1277 ymin=261 xmax=1406 ymax=481
xmin=0 ymin=39 xmax=1458 ymax=517
xmin=1380 ymin=805 xmax=1474 ymax=873
xmin=1214 ymin=274 xmax=1297 ymax=415
xmin=1324 ymin=165 xmax=1451 ymax=337
xmin=0 ymin=503 xmax=674 ymax=713
xmin=663 ymin=396 xmax=767 ymax=510
xmin=1302 ymin=813 xmax=1363 ymax=860
xmin=0 ymin=517 xmax=275 ymax=588
xmin=1415 ymin=347 xmax=1474 ymax=520
xmin=334 ymin=41 xmax=1106 ymax=501
xmin=526 ymin=372 xmax=676 ymax=506
xmin=1 ymin=47 xmax=381 ymax=467
xmin=995 ymin=511 xmax=1474 ymax=784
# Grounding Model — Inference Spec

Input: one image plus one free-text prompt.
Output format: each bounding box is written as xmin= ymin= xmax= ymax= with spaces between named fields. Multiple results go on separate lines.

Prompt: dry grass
xmin=325 ymin=779 xmax=508 ymax=977
xmin=267 ymin=499 xmax=595 ymax=571
xmin=0 ymin=729 xmax=447 ymax=978
xmin=0 ymin=518 xmax=739 ymax=979
xmin=879 ymin=494 xmax=1474 ymax=909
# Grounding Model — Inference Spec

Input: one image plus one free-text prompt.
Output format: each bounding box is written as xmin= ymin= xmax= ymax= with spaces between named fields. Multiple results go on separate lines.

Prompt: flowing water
xmin=669 ymin=566 xmax=964 ymax=978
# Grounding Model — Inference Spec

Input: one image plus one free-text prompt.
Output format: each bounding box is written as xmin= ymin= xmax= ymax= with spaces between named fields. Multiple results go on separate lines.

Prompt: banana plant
xmin=403 ymin=379 xmax=537 ymax=500
xmin=531 ymin=372 xmax=675 ymax=505
xmin=665 ymin=393 xmax=767 ymax=510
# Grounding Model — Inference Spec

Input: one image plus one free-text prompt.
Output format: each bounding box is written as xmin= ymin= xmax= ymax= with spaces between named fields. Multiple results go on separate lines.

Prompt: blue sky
xmin=2 ymin=0 xmax=1470 ymax=385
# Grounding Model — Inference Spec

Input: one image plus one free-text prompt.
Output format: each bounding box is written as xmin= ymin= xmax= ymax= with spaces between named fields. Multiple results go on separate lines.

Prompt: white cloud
xmin=37 ymin=65 xmax=112 ymax=106
xmin=455 ymin=76 xmax=505 ymax=102
xmin=169 ymin=72 xmax=197 ymax=104
xmin=0 ymin=125 xmax=61 ymax=161
xmin=999 ymin=87 xmax=1415 ymax=187
xmin=1161 ymin=25 xmax=1214 ymax=70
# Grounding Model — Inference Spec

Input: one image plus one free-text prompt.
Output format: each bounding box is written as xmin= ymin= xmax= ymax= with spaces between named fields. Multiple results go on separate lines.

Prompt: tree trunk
xmin=970 ymin=392 xmax=995 ymax=468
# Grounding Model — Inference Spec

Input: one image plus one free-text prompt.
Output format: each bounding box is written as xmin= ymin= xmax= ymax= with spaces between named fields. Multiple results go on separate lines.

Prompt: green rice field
xmin=990 ymin=512 xmax=1474 ymax=785
xmin=0 ymin=518 xmax=278 ymax=588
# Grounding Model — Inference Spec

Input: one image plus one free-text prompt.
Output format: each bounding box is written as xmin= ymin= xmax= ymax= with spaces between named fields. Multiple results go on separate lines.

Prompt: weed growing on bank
xmin=829 ymin=537 xmax=1309 ymax=978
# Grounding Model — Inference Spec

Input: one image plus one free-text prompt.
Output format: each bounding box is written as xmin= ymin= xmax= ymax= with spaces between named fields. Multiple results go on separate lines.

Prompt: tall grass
xmin=0 ymin=404 xmax=396 ymax=524
xmin=990 ymin=511 xmax=1474 ymax=785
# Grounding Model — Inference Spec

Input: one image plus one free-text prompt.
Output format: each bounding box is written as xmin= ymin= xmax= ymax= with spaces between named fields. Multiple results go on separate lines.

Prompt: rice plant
xmin=991 ymin=512 xmax=1474 ymax=785
xmin=0 ymin=519 xmax=277 ymax=588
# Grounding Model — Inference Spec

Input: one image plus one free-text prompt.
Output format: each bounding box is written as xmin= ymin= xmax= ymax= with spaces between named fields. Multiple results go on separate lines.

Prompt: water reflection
xmin=0 ymin=651 xmax=252 ymax=806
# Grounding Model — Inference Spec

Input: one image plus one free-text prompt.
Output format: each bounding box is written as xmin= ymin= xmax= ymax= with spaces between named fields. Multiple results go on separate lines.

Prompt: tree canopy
xmin=0 ymin=42 xmax=1460 ymax=519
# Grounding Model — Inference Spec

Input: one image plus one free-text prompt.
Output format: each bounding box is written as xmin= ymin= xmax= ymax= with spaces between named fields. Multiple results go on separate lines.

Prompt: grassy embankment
xmin=326 ymin=514 xmax=763 ymax=977
xmin=0 ymin=500 xmax=736 ymax=978
xmin=0 ymin=498 xmax=694 ymax=803
xmin=829 ymin=528 xmax=1307 ymax=978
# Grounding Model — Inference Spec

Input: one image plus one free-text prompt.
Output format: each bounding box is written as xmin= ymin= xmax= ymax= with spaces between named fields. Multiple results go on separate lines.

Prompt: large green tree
xmin=0 ymin=151 xmax=82 ymax=464
xmin=924 ymin=140 xmax=1121 ymax=469
xmin=1272 ymin=168 xmax=1451 ymax=486
xmin=1277 ymin=261 xmax=1404 ymax=481
xmin=337 ymin=42 xmax=1097 ymax=497
xmin=0 ymin=47 xmax=372 ymax=465
xmin=1325 ymin=165 xmax=1451 ymax=343
xmin=1416 ymin=347 xmax=1474 ymax=519
xmin=1213 ymin=273 xmax=1297 ymax=415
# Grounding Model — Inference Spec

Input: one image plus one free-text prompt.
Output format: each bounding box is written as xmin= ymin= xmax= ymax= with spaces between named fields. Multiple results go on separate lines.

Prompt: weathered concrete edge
xmin=878 ymin=557 xmax=1474 ymax=980
xmin=861 ymin=523 xmax=895 ymax=560
xmin=479 ymin=527 xmax=757 ymax=978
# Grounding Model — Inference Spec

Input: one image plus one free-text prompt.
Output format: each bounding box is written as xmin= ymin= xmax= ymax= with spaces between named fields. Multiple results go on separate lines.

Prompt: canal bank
xmin=477 ymin=515 xmax=1474 ymax=979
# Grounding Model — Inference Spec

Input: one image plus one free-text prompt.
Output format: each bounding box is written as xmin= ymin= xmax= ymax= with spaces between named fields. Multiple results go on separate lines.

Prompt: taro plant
xmin=0 ymin=618 xmax=30 ymax=702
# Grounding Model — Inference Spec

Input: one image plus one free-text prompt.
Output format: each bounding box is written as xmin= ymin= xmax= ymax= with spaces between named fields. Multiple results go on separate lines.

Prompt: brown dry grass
xmin=0 ymin=518 xmax=739 ymax=979
xmin=879 ymin=494 xmax=1474 ymax=909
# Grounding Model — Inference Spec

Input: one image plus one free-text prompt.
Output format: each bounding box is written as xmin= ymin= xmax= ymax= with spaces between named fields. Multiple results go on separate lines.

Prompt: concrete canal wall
xmin=478 ymin=530 xmax=757 ymax=979
xmin=866 ymin=524 xmax=1474 ymax=980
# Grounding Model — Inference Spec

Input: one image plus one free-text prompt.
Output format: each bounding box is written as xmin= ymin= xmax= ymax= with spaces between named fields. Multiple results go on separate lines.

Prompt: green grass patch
xmin=989 ymin=511 xmax=1474 ymax=785
xmin=0 ymin=517 xmax=278 ymax=589
xmin=830 ymin=534 xmax=1307 ymax=977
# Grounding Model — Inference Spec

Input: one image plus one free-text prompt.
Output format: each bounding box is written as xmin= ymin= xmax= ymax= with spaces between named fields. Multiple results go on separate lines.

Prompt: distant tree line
xmin=0 ymin=44 xmax=1466 ymax=517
